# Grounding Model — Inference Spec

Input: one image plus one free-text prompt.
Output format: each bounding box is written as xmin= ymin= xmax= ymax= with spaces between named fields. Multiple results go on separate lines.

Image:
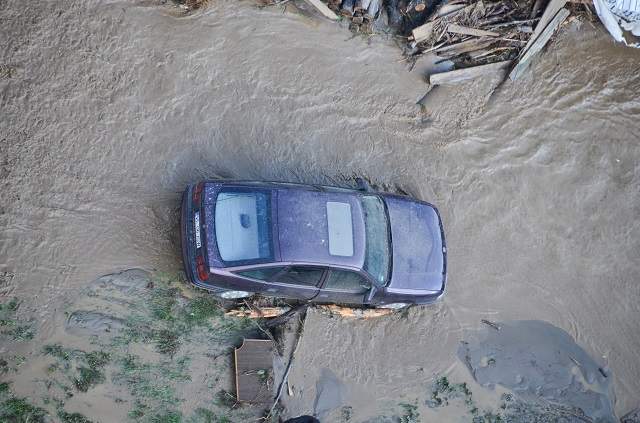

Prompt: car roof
xmin=207 ymin=181 xmax=368 ymax=269
xmin=276 ymin=186 xmax=366 ymax=269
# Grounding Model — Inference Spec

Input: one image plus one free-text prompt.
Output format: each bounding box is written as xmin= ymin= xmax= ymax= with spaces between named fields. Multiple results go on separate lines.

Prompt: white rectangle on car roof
xmin=326 ymin=201 xmax=354 ymax=257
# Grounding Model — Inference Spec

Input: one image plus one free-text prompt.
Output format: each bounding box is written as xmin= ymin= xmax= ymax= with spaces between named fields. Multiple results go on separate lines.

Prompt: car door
xmin=229 ymin=265 xmax=288 ymax=294
xmin=267 ymin=266 xmax=325 ymax=300
xmin=313 ymin=269 xmax=372 ymax=305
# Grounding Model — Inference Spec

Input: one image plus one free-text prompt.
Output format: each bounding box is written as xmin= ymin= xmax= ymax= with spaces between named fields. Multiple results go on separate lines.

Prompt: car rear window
xmin=215 ymin=191 xmax=273 ymax=264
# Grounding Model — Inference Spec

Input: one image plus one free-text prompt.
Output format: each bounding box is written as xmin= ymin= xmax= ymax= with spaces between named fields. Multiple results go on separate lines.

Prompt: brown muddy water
xmin=1 ymin=0 xmax=639 ymax=421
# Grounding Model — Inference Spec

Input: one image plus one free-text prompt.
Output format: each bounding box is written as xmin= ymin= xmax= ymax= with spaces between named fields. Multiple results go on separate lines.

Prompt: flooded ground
xmin=1 ymin=0 xmax=639 ymax=421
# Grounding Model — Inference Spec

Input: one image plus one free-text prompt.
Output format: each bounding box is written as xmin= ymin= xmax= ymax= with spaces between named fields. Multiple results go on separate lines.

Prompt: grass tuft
xmin=154 ymin=329 xmax=181 ymax=356
xmin=0 ymin=393 xmax=47 ymax=423
xmin=58 ymin=409 xmax=94 ymax=423
xmin=181 ymin=296 xmax=223 ymax=326
xmin=399 ymin=403 xmax=419 ymax=423
xmin=74 ymin=366 xmax=105 ymax=392
xmin=43 ymin=345 xmax=111 ymax=392
xmin=151 ymin=410 xmax=182 ymax=423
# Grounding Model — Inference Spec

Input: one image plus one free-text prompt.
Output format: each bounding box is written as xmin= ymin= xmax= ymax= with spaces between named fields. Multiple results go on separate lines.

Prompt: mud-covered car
xmin=181 ymin=180 xmax=446 ymax=308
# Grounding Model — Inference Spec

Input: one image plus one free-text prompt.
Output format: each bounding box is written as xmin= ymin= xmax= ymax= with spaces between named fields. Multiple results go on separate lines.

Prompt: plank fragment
xmin=410 ymin=21 xmax=435 ymax=42
xmin=434 ymin=38 xmax=494 ymax=55
xmin=447 ymin=23 xmax=500 ymax=37
xmin=522 ymin=0 xmax=568 ymax=55
xmin=303 ymin=0 xmax=341 ymax=19
xmin=509 ymin=8 xmax=569 ymax=80
xmin=429 ymin=60 xmax=512 ymax=85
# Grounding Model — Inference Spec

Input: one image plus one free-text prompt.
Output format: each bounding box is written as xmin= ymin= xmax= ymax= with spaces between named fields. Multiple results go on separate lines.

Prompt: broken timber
xmin=226 ymin=307 xmax=291 ymax=319
xmin=318 ymin=304 xmax=394 ymax=318
xmin=429 ymin=60 xmax=512 ymax=85
xmin=447 ymin=24 xmax=500 ymax=37
xmin=509 ymin=7 xmax=569 ymax=80
xmin=304 ymin=0 xmax=340 ymax=19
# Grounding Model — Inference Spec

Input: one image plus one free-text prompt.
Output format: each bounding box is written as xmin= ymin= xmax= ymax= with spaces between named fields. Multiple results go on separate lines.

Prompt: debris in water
xmin=480 ymin=318 xmax=501 ymax=330
xmin=593 ymin=0 xmax=640 ymax=47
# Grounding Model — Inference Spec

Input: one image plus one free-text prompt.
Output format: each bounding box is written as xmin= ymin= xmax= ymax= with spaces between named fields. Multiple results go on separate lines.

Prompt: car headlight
xmin=219 ymin=290 xmax=252 ymax=299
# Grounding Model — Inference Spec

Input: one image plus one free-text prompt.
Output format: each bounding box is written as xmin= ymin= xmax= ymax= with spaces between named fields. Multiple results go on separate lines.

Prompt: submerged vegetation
xmin=0 ymin=298 xmax=35 ymax=341
xmin=0 ymin=382 xmax=47 ymax=423
xmin=34 ymin=271 xmax=260 ymax=422
xmin=43 ymin=345 xmax=111 ymax=393
xmin=425 ymin=376 xmax=596 ymax=423
xmin=115 ymin=277 xmax=250 ymax=358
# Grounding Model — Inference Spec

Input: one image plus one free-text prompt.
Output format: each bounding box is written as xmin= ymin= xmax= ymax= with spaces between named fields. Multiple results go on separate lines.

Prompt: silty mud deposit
xmin=1 ymin=0 xmax=640 ymax=420
xmin=458 ymin=320 xmax=616 ymax=422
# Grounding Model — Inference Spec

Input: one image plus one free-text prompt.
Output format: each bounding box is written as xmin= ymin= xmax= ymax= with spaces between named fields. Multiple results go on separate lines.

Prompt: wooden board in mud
xmin=235 ymin=339 xmax=275 ymax=404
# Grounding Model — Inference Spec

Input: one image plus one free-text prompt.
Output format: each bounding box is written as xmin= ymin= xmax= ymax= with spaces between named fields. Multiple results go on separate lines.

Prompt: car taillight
xmin=196 ymin=255 xmax=209 ymax=281
xmin=192 ymin=182 xmax=204 ymax=205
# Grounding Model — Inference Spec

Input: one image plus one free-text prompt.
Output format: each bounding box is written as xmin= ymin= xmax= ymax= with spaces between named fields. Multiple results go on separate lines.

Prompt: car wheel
xmin=377 ymin=302 xmax=409 ymax=310
xmin=218 ymin=290 xmax=254 ymax=299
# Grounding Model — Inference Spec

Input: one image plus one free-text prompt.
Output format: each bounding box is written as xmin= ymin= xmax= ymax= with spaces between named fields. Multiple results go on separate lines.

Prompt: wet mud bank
xmin=2 ymin=270 xmax=267 ymax=421
xmin=280 ymin=308 xmax=620 ymax=422
xmin=1 ymin=0 xmax=640 ymax=420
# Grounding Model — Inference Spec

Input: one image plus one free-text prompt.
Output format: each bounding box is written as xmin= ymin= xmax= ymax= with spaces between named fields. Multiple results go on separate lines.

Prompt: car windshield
xmin=360 ymin=195 xmax=391 ymax=285
xmin=214 ymin=190 xmax=273 ymax=264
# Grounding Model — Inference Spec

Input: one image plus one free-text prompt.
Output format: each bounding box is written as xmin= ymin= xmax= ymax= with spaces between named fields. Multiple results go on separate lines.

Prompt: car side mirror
xmin=364 ymin=285 xmax=377 ymax=304
xmin=355 ymin=177 xmax=373 ymax=193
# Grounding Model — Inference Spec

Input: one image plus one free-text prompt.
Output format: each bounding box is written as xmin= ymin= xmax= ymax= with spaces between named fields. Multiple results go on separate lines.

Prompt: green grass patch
xmin=0 ymin=298 xmax=35 ymax=341
xmin=150 ymin=410 xmax=182 ymax=423
xmin=43 ymin=345 xmax=111 ymax=393
xmin=58 ymin=409 xmax=94 ymax=423
xmin=399 ymin=402 xmax=419 ymax=423
xmin=0 ymin=382 xmax=47 ymax=423
xmin=181 ymin=296 xmax=224 ymax=326
xmin=112 ymin=277 xmax=249 ymax=357
xmin=114 ymin=353 xmax=189 ymax=420
xmin=427 ymin=376 xmax=474 ymax=409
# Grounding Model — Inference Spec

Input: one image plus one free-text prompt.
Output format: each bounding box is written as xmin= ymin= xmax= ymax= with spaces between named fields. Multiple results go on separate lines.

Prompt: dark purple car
xmin=181 ymin=180 xmax=446 ymax=308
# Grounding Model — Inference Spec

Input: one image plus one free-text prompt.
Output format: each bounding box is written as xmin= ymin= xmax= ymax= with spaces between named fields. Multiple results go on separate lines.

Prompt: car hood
xmin=385 ymin=196 xmax=445 ymax=293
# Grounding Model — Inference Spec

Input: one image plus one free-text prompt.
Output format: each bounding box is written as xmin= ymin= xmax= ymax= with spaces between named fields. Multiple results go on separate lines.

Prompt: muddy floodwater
xmin=1 ymin=0 xmax=639 ymax=421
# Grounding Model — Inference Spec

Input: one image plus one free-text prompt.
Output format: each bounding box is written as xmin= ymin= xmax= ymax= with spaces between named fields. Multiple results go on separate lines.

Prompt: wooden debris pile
xmin=407 ymin=0 xmax=574 ymax=84
xmin=304 ymin=0 xmax=577 ymax=83
xmin=326 ymin=0 xmax=384 ymax=32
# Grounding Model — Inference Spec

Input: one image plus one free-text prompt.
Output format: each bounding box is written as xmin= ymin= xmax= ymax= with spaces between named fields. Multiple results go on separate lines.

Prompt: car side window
xmin=235 ymin=267 xmax=286 ymax=281
xmin=277 ymin=267 xmax=324 ymax=286
xmin=324 ymin=270 xmax=371 ymax=293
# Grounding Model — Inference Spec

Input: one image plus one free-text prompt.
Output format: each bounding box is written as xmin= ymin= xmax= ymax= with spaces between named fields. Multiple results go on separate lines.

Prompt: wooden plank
xmin=235 ymin=339 xmax=275 ymax=404
xmin=410 ymin=21 xmax=435 ymax=42
xmin=447 ymin=23 xmax=500 ymax=37
xmin=435 ymin=2 xmax=473 ymax=18
xmin=303 ymin=0 xmax=340 ymax=20
xmin=429 ymin=60 xmax=512 ymax=85
xmin=509 ymin=8 xmax=569 ymax=80
xmin=434 ymin=38 xmax=494 ymax=56
xmin=521 ymin=0 xmax=567 ymax=55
